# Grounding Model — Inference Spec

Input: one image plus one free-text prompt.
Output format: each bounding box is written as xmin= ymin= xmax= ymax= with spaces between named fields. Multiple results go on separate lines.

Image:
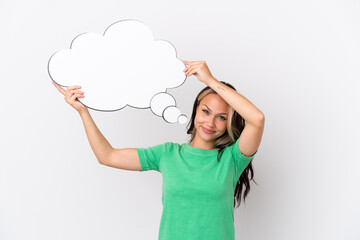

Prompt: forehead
xmin=199 ymin=94 xmax=229 ymax=113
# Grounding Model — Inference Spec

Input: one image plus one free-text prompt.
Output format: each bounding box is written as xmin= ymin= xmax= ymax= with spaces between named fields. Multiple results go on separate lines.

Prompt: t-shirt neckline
xmin=183 ymin=143 xmax=219 ymax=156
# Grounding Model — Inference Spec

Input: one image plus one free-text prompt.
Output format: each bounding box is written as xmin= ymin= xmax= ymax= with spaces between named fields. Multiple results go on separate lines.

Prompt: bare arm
xmin=79 ymin=109 xmax=141 ymax=171
xmin=78 ymin=108 xmax=113 ymax=164
xmin=52 ymin=81 xmax=141 ymax=171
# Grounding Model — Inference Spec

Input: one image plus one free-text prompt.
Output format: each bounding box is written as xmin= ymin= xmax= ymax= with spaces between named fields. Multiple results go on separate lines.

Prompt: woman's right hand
xmin=52 ymin=81 xmax=87 ymax=113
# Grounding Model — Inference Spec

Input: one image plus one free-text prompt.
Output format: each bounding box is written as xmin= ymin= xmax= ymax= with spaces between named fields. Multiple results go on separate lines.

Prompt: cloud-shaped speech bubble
xmin=48 ymin=19 xmax=188 ymax=124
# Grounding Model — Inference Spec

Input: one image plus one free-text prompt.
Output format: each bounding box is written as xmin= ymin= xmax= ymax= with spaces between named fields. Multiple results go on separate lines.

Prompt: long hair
xmin=186 ymin=81 xmax=257 ymax=208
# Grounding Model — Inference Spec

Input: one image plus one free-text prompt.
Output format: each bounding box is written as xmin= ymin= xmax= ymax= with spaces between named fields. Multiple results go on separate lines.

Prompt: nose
xmin=206 ymin=116 xmax=216 ymax=128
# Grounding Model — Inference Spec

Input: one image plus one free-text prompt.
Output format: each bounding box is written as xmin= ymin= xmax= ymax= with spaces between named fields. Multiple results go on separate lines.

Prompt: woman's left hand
xmin=182 ymin=60 xmax=215 ymax=85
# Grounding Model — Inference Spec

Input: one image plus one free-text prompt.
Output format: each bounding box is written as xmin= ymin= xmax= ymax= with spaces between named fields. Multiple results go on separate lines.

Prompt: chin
xmin=200 ymin=131 xmax=218 ymax=141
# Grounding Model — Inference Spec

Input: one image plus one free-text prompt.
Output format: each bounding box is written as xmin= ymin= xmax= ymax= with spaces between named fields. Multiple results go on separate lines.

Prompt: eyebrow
xmin=202 ymin=104 xmax=228 ymax=115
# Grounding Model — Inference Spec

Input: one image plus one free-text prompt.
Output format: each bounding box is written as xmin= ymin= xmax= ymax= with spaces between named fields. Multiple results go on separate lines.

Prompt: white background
xmin=0 ymin=0 xmax=359 ymax=239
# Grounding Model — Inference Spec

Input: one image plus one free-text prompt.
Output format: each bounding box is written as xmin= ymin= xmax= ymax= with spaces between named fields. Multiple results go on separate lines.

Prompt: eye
xmin=202 ymin=109 xmax=209 ymax=114
xmin=202 ymin=109 xmax=226 ymax=120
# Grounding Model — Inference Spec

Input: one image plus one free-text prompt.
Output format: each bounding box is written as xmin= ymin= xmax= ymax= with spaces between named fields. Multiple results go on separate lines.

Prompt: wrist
xmin=78 ymin=108 xmax=89 ymax=117
xmin=207 ymin=76 xmax=219 ymax=87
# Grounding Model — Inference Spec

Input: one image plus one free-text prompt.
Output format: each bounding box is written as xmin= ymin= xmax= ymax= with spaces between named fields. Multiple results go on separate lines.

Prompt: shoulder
xmin=221 ymin=138 xmax=257 ymax=162
xmin=218 ymin=139 xmax=241 ymax=159
xmin=165 ymin=141 xmax=182 ymax=151
xmin=220 ymin=140 xmax=238 ymax=153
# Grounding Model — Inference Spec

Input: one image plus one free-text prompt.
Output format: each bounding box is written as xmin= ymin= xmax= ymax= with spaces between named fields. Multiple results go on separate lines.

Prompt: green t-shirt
xmin=137 ymin=138 xmax=257 ymax=240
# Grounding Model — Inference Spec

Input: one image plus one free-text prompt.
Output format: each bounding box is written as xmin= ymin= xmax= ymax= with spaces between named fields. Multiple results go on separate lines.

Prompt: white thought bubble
xmin=48 ymin=19 xmax=188 ymax=124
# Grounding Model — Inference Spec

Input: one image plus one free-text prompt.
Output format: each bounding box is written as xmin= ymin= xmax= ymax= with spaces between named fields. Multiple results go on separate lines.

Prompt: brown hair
xmin=186 ymin=81 xmax=257 ymax=208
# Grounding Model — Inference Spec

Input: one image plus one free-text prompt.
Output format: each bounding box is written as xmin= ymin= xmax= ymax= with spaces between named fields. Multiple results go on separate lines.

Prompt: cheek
xmin=195 ymin=116 xmax=227 ymax=130
xmin=195 ymin=113 xmax=206 ymax=124
xmin=220 ymin=123 xmax=227 ymax=131
xmin=197 ymin=116 xmax=207 ymax=123
xmin=217 ymin=120 xmax=228 ymax=130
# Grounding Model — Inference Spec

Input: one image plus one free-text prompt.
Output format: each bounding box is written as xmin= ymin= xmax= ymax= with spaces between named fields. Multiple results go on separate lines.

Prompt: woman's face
xmin=193 ymin=93 xmax=229 ymax=143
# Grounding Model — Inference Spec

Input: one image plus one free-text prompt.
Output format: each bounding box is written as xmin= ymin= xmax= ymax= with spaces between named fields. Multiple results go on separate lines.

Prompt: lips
xmin=202 ymin=126 xmax=215 ymax=134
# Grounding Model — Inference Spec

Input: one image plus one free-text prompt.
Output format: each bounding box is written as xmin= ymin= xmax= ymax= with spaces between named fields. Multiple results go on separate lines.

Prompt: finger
xmin=52 ymin=81 xmax=66 ymax=95
xmin=184 ymin=65 xmax=194 ymax=75
xmin=69 ymin=89 xmax=84 ymax=95
xmin=67 ymin=90 xmax=84 ymax=100
xmin=66 ymin=85 xmax=82 ymax=92
xmin=182 ymin=60 xmax=197 ymax=66
xmin=70 ymin=93 xmax=85 ymax=102
xmin=66 ymin=88 xmax=83 ymax=98
xmin=187 ymin=67 xmax=200 ymax=76
xmin=182 ymin=60 xmax=201 ymax=64
xmin=185 ymin=65 xmax=199 ymax=75
xmin=183 ymin=61 xmax=196 ymax=67
xmin=183 ymin=60 xmax=203 ymax=65
xmin=64 ymin=89 xmax=81 ymax=100
xmin=183 ymin=63 xmax=201 ymax=73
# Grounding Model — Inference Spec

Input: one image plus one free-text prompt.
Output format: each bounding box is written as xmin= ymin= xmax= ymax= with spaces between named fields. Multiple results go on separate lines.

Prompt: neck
xmin=189 ymin=135 xmax=216 ymax=150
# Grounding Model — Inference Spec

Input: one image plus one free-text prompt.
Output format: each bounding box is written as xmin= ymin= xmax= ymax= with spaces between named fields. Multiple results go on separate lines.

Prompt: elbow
xmin=259 ymin=113 xmax=265 ymax=123
xmin=96 ymin=154 xmax=108 ymax=166
xmin=98 ymin=158 xmax=110 ymax=166
xmin=97 ymin=158 xmax=105 ymax=165
xmin=98 ymin=148 xmax=114 ymax=166
xmin=256 ymin=113 xmax=265 ymax=127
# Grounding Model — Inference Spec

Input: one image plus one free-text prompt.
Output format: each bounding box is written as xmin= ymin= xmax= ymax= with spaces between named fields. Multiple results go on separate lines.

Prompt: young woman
xmin=52 ymin=60 xmax=265 ymax=240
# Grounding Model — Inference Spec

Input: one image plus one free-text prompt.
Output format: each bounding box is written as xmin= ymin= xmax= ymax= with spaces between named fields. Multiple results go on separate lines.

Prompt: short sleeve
xmin=136 ymin=142 xmax=167 ymax=172
xmin=228 ymin=138 xmax=258 ymax=176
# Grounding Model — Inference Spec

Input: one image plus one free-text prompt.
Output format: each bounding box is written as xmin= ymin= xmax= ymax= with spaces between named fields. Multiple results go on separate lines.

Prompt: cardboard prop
xmin=48 ymin=19 xmax=188 ymax=124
